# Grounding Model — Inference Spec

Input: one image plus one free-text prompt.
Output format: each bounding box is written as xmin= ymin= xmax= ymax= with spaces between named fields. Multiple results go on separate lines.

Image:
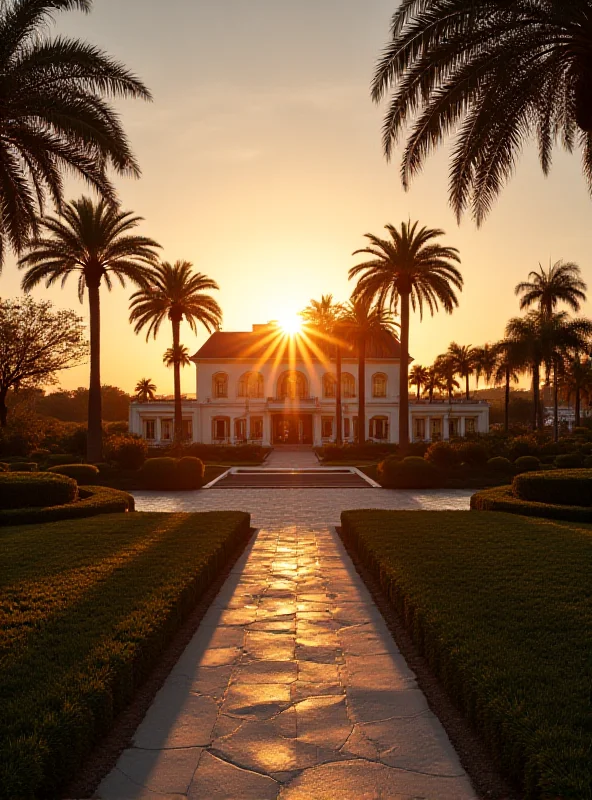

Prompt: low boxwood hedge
xmin=0 ymin=473 xmax=77 ymax=510
xmin=139 ymin=456 xmax=205 ymax=490
xmin=554 ymin=452 xmax=584 ymax=469
xmin=513 ymin=469 xmax=592 ymax=506
xmin=377 ymin=456 xmax=439 ymax=489
xmin=48 ymin=464 xmax=100 ymax=485
xmin=514 ymin=455 xmax=540 ymax=472
xmin=470 ymin=485 xmax=592 ymax=522
xmin=8 ymin=462 xmax=37 ymax=473
xmin=0 ymin=486 xmax=134 ymax=526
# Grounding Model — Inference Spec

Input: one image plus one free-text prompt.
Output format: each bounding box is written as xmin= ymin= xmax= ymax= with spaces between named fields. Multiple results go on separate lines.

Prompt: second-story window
xmin=372 ymin=373 xmax=387 ymax=397
xmin=212 ymin=373 xmax=228 ymax=398
xmin=238 ymin=372 xmax=264 ymax=398
xmin=323 ymin=373 xmax=336 ymax=398
xmin=341 ymin=373 xmax=355 ymax=398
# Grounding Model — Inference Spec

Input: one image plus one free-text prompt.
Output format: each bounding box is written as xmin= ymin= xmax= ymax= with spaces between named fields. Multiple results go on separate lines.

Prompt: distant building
xmin=129 ymin=322 xmax=489 ymax=446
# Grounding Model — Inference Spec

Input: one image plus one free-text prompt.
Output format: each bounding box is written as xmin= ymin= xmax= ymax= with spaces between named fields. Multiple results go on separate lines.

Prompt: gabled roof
xmin=192 ymin=324 xmax=402 ymax=361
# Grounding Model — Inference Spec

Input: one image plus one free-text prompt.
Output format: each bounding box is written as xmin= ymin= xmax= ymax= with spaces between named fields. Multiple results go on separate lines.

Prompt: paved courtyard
xmin=97 ymin=486 xmax=475 ymax=799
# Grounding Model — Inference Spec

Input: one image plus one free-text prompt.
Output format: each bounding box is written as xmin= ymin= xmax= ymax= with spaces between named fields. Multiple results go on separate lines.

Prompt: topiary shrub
xmin=456 ymin=441 xmax=489 ymax=467
xmin=9 ymin=462 xmax=37 ymax=472
xmin=487 ymin=456 xmax=513 ymax=472
xmin=554 ymin=452 xmax=584 ymax=469
xmin=45 ymin=453 xmax=81 ymax=467
xmin=508 ymin=435 xmax=540 ymax=462
xmin=139 ymin=457 xmax=178 ymax=490
xmin=514 ymin=455 xmax=540 ymax=473
xmin=512 ymin=469 xmax=592 ymax=507
xmin=425 ymin=441 xmax=460 ymax=468
xmin=104 ymin=434 xmax=147 ymax=470
xmin=48 ymin=464 xmax=100 ymax=485
xmin=0 ymin=473 xmax=77 ymax=509
xmin=177 ymin=457 xmax=205 ymax=489
xmin=378 ymin=456 xmax=439 ymax=489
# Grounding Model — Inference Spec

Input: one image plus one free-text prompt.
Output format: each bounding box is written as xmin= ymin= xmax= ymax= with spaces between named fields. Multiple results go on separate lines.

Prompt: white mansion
xmin=129 ymin=322 xmax=489 ymax=446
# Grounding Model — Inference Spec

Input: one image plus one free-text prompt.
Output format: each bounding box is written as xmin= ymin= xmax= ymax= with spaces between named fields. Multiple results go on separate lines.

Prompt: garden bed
xmin=0 ymin=485 xmax=135 ymax=526
xmin=471 ymin=484 xmax=592 ymax=522
xmin=339 ymin=509 xmax=592 ymax=799
xmin=0 ymin=510 xmax=251 ymax=799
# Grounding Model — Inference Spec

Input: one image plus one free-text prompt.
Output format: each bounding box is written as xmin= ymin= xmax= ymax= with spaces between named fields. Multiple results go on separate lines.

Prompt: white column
xmin=246 ymin=415 xmax=251 ymax=441
xmin=155 ymin=417 xmax=161 ymax=442
xmin=263 ymin=413 xmax=271 ymax=446
xmin=460 ymin=416 xmax=466 ymax=438
xmin=313 ymin=413 xmax=322 ymax=446
xmin=443 ymin=413 xmax=450 ymax=440
xmin=230 ymin=418 xmax=235 ymax=445
xmin=425 ymin=416 xmax=431 ymax=442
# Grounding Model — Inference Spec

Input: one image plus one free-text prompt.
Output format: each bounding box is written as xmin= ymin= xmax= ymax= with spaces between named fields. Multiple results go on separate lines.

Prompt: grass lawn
xmin=0 ymin=511 xmax=250 ymax=800
xmin=340 ymin=510 xmax=592 ymax=799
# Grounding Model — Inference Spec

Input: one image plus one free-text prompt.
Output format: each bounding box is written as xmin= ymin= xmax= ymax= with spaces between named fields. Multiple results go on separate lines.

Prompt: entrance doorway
xmin=272 ymin=414 xmax=313 ymax=444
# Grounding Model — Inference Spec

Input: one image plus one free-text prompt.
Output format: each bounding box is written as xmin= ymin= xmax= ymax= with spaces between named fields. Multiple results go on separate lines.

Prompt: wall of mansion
xmin=128 ymin=357 xmax=490 ymax=446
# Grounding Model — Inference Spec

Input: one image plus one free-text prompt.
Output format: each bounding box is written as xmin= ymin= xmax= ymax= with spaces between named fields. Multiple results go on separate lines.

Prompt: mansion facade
xmin=129 ymin=323 xmax=489 ymax=446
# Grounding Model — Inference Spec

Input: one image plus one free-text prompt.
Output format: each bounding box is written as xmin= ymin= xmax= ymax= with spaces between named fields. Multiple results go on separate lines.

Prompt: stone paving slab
xmin=97 ymin=511 xmax=477 ymax=800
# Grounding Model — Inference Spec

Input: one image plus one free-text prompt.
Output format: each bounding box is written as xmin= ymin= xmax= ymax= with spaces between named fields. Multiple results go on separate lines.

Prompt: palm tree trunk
xmin=465 ymin=373 xmax=470 ymax=400
xmin=575 ymin=385 xmax=581 ymax=427
xmin=171 ymin=316 xmax=183 ymax=443
xmin=416 ymin=384 xmax=420 ymax=401
xmin=532 ymin=362 xmax=541 ymax=431
xmin=504 ymin=367 xmax=510 ymax=433
xmin=358 ymin=338 xmax=366 ymax=444
xmin=87 ymin=283 xmax=103 ymax=462
xmin=553 ymin=359 xmax=559 ymax=442
xmin=335 ymin=347 xmax=343 ymax=446
xmin=399 ymin=291 xmax=410 ymax=449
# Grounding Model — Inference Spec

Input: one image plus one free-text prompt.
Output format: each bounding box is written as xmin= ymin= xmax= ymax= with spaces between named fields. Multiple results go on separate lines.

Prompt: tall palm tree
xmin=506 ymin=314 xmax=546 ymax=431
xmin=562 ymin=356 xmax=592 ymax=428
xmin=135 ymin=378 xmax=156 ymax=403
xmin=0 ymin=0 xmax=151 ymax=265
xmin=516 ymin=261 xmax=587 ymax=319
xmin=423 ymin=366 xmax=446 ymax=404
xmin=372 ymin=2 xmax=592 ymax=224
xmin=434 ymin=354 xmax=460 ymax=403
xmin=129 ymin=261 xmax=222 ymax=442
xmin=473 ymin=344 xmax=498 ymax=389
xmin=350 ymin=221 xmax=462 ymax=448
xmin=447 ymin=343 xmax=476 ymax=400
xmin=19 ymin=197 xmax=160 ymax=461
xmin=163 ymin=344 xmax=191 ymax=369
xmin=301 ymin=294 xmax=346 ymax=445
xmin=409 ymin=364 xmax=429 ymax=401
xmin=493 ymin=340 xmax=523 ymax=433
xmin=340 ymin=296 xmax=398 ymax=444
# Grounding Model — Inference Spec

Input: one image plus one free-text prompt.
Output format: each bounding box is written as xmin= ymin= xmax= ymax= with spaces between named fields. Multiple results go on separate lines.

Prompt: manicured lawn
xmin=340 ymin=510 xmax=592 ymax=799
xmin=0 ymin=511 xmax=250 ymax=800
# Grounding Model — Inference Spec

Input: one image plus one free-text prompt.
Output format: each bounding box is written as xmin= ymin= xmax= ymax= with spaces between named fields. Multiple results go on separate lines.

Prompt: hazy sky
xmin=2 ymin=0 xmax=592 ymax=395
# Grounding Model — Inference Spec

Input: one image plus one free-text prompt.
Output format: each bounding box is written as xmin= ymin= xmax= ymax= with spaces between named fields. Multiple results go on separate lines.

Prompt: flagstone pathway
xmin=97 ymin=488 xmax=476 ymax=800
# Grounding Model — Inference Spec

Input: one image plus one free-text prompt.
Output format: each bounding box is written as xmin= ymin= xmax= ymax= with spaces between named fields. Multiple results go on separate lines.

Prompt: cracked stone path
xmin=97 ymin=511 xmax=476 ymax=799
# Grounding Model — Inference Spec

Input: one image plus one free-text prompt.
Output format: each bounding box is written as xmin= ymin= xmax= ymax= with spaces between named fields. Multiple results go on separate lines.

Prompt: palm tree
xmin=129 ymin=261 xmax=222 ymax=442
xmin=0 ymin=0 xmax=151 ymax=265
xmin=19 ymin=197 xmax=160 ymax=461
xmin=434 ymin=354 xmax=460 ymax=402
xmin=493 ymin=341 xmax=523 ymax=433
xmin=562 ymin=357 xmax=592 ymax=428
xmin=447 ymin=343 xmax=476 ymax=400
xmin=506 ymin=314 xmax=546 ymax=431
xmin=473 ymin=344 xmax=498 ymax=389
xmin=372 ymin=3 xmax=592 ymax=224
xmin=340 ymin=296 xmax=398 ymax=444
xmin=349 ymin=221 xmax=462 ymax=449
xmin=135 ymin=378 xmax=156 ymax=403
xmin=409 ymin=364 xmax=429 ymax=401
xmin=163 ymin=344 xmax=191 ymax=369
xmin=516 ymin=261 xmax=587 ymax=319
xmin=423 ymin=366 xmax=446 ymax=404
xmin=301 ymin=294 xmax=346 ymax=445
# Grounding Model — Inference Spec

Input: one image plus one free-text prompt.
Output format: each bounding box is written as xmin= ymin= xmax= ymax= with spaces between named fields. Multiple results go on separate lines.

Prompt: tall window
xmin=344 ymin=418 xmax=351 ymax=439
xmin=341 ymin=373 xmax=355 ymax=398
xmin=413 ymin=417 xmax=426 ymax=441
xmin=431 ymin=418 xmax=442 ymax=441
xmin=212 ymin=373 xmax=228 ymax=398
xmin=161 ymin=419 xmax=173 ymax=441
xmin=234 ymin=418 xmax=246 ymax=441
xmin=212 ymin=417 xmax=229 ymax=440
xmin=321 ymin=416 xmax=334 ymax=438
xmin=278 ymin=371 xmax=307 ymax=399
xmin=182 ymin=419 xmax=193 ymax=440
xmin=449 ymin=417 xmax=460 ymax=437
xmin=250 ymin=416 xmax=263 ymax=439
xmin=323 ymin=373 xmax=336 ymax=398
xmin=238 ymin=372 xmax=264 ymax=398
xmin=370 ymin=416 xmax=388 ymax=440
xmin=372 ymin=373 xmax=387 ymax=398
xmin=465 ymin=417 xmax=477 ymax=434
xmin=144 ymin=419 xmax=156 ymax=440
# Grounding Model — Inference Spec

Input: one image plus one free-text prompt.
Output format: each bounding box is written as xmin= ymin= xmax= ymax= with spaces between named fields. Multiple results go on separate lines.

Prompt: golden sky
xmin=2 ymin=0 xmax=592 ymax=396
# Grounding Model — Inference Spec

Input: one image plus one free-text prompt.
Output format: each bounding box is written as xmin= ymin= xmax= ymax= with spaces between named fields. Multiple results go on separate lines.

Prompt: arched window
xmin=370 ymin=416 xmax=389 ymax=440
xmin=323 ymin=373 xmax=336 ymax=398
xmin=278 ymin=371 xmax=308 ymax=399
xmin=212 ymin=372 xmax=228 ymax=398
xmin=341 ymin=372 xmax=355 ymax=398
xmin=238 ymin=371 xmax=264 ymax=398
xmin=372 ymin=373 xmax=387 ymax=398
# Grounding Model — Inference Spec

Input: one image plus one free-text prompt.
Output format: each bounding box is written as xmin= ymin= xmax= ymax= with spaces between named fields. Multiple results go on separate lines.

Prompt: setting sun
xmin=278 ymin=313 xmax=303 ymax=336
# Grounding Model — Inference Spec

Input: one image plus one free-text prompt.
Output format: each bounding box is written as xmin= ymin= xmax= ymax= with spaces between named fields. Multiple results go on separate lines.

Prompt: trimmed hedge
xmin=470 ymin=485 xmax=592 ymax=523
xmin=0 ymin=510 xmax=252 ymax=798
xmin=377 ymin=456 xmax=439 ymax=489
xmin=513 ymin=469 xmax=592 ymax=506
xmin=45 ymin=454 xmax=82 ymax=466
xmin=0 ymin=486 xmax=135 ymax=526
xmin=425 ymin=441 xmax=459 ymax=468
xmin=9 ymin=462 xmax=37 ymax=472
xmin=487 ymin=456 xmax=513 ymax=472
xmin=339 ymin=509 xmax=592 ymax=798
xmin=514 ymin=455 xmax=540 ymax=472
xmin=0 ymin=473 xmax=77 ymax=510
xmin=554 ymin=452 xmax=584 ymax=469
xmin=139 ymin=457 xmax=205 ymax=490
xmin=48 ymin=464 xmax=100 ymax=485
